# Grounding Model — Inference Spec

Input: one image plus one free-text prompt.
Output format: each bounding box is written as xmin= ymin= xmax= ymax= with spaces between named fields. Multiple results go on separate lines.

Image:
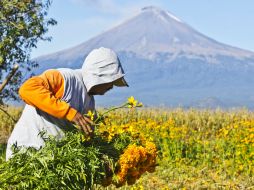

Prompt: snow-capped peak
xmin=166 ymin=11 xmax=182 ymax=23
xmin=141 ymin=6 xmax=182 ymax=23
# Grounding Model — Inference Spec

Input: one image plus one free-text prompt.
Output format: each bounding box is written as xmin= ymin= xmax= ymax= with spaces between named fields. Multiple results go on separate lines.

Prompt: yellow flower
xmin=127 ymin=96 xmax=143 ymax=108
xmin=128 ymin=96 xmax=138 ymax=107
xmin=86 ymin=110 xmax=95 ymax=121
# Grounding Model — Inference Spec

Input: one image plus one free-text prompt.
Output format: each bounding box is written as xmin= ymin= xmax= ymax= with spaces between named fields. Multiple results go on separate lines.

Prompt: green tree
xmin=0 ymin=0 xmax=56 ymax=104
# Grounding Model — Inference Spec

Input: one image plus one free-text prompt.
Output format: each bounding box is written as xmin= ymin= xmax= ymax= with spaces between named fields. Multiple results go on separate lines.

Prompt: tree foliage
xmin=0 ymin=0 xmax=56 ymax=104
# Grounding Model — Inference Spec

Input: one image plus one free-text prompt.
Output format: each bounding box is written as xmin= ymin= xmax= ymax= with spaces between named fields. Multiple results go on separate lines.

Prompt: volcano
xmin=35 ymin=6 xmax=254 ymax=108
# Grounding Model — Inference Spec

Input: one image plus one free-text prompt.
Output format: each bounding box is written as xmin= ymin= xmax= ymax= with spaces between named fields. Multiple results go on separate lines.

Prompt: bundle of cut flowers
xmin=0 ymin=97 xmax=157 ymax=189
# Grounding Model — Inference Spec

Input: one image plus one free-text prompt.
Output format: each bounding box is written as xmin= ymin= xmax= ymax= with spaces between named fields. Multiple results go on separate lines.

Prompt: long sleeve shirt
xmin=19 ymin=69 xmax=77 ymax=121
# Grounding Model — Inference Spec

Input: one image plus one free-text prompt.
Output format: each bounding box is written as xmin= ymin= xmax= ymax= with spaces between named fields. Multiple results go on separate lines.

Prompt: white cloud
xmin=66 ymin=0 xmax=166 ymax=33
xmin=69 ymin=0 xmax=117 ymax=11
xmin=69 ymin=0 xmax=165 ymax=17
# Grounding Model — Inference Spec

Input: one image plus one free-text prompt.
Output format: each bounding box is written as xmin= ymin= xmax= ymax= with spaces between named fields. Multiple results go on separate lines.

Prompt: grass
xmin=0 ymin=144 xmax=6 ymax=163
xmin=0 ymin=105 xmax=21 ymax=163
xmin=0 ymin=105 xmax=22 ymax=144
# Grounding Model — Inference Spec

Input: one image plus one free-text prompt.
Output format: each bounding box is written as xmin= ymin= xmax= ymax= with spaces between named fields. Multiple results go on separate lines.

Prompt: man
xmin=6 ymin=47 xmax=128 ymax=160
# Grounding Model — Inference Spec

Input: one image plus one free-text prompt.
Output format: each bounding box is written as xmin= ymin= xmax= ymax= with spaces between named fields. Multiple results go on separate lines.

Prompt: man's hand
xmin=72 ymin=112 xmax=94 ymax=135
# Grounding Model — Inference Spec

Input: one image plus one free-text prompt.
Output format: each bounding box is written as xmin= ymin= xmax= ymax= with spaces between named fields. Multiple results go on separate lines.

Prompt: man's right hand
xmin=72 ymin=112 xmax=94 ymax=135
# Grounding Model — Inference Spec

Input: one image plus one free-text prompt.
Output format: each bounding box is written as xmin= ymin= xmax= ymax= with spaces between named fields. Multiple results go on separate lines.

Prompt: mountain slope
xmin=35 ymin=6 xmax=254 ymax=108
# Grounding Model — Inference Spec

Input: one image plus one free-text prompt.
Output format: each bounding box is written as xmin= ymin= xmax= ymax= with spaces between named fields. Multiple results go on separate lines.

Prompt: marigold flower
xmin=114 ymin=141 xmax=157 ymax=187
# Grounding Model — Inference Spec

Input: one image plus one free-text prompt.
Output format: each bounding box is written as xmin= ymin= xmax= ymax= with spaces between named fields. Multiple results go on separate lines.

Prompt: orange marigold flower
xmin=115 ymin=142 xmax=157 ymax=187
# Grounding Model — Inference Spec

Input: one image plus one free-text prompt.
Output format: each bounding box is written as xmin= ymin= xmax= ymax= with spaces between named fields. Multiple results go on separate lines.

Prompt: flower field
xmin=0 ymin=103 xmax=254 ymax=189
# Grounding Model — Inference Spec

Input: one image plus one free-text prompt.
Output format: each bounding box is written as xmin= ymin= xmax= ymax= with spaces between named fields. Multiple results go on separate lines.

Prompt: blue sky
xmin=31 ymin=0 xmax=254 ymax=58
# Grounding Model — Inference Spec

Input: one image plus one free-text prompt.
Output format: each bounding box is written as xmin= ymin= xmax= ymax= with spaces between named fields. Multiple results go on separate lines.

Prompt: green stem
xmin=94 ymin=103 xmax=129 ymax=124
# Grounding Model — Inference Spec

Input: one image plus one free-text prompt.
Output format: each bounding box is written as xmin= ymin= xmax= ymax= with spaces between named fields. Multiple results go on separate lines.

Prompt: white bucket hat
xmin=81 ymin=47 xmax=128 ymax=92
